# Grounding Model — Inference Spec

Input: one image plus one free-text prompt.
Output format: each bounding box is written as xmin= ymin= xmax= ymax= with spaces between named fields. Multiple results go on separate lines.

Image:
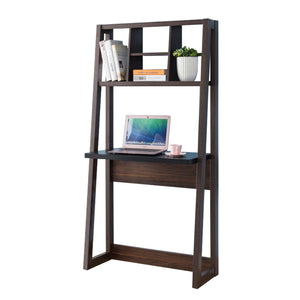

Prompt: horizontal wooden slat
xmin=111 ymin=244 xmax=212 ymax=272
xmin=99 ymin=81 xmax=204 ymax=86
xmin=111 ymin=159 xmax=211 ymax=189
xmin=131 ymin=52 xmax=169 ymax=56
xmin=84 ymin=252 xmax=111 ymax=270
xmin=101 ymin=19 xmax=211 ymax=29
xmin=195 ymin=272 xmax=216 ymax=289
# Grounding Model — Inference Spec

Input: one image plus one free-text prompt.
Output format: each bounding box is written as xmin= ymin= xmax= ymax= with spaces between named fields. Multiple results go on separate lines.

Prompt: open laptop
xmin=108 ymin=115 xmax=171 ymax=155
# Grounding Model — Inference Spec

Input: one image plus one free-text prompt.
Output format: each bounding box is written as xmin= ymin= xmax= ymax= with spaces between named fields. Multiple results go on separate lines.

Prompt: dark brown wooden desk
xmin=83 ymin=19 xmax=219 ymax=289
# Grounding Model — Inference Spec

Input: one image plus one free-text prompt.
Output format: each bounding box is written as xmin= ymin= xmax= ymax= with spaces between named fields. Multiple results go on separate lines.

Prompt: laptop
xmin=108 ymin=115 xmax=171 ymax=155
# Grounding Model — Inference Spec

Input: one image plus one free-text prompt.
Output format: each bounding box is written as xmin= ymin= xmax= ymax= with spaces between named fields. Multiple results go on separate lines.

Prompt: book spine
xmin=133 ymin=69 xmax=166 ymax=75
xmin=104 ymin=40 xmax=123 ymax=81
xmin=133 ymin=75 xmax=167 ymax=81
xmin=99 ymin=41 xmax=112 ymax=81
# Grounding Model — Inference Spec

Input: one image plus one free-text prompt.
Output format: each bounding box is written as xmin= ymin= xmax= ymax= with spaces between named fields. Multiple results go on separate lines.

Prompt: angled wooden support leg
xmin=84 ymin=158 xmax=98 ymax=269
xmin=84 ymin=159 xmax=111 ymax=269
xmin=106 ymin=86 xmax=114 ymax=252
xmin=192 ymin=20 xmax=212 ymax=289
xmin=83 ymin=25 xmax=111 ymax=269
xmin=193 ymin=160 xmax=208 ymax=288
xmin=210 ymin=20 xmax=219 ymax=276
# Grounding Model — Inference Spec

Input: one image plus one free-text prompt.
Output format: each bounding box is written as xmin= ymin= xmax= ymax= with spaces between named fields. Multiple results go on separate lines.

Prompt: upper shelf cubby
xmin=99 ymin=19 xmax=210 ymax=84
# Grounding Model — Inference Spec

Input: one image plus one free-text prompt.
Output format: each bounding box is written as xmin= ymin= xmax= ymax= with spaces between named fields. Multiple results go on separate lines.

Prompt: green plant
xmin=173 ymin=46 xmax=201 ymax=57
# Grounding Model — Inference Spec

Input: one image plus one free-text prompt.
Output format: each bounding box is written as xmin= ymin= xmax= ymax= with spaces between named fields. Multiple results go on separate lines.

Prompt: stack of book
xmin=133 ymin=69 xmax=167 ymax=81
xmin=99 ymin=39 xmax=128 ymax=81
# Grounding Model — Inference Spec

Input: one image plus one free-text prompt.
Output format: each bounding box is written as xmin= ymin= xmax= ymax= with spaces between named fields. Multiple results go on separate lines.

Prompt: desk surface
xmin=85 ymin=150 xmax=211 ymax=165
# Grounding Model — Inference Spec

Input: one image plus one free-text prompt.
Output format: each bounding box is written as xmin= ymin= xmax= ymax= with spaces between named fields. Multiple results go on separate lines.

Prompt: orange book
xmin=133 ymin=69 xmax=166 ymax=75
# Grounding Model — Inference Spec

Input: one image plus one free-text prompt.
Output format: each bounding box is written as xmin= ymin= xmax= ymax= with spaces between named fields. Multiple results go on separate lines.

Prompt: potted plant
xmin=173 ymin=46 xmax=201 ymax=81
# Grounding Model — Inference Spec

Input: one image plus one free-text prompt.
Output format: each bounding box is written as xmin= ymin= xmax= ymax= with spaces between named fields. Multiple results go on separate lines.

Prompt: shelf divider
xmin=168 ymin=26 xmax=182 ymax=81
xmin=127 ymin=28 xmax=143 ymax=81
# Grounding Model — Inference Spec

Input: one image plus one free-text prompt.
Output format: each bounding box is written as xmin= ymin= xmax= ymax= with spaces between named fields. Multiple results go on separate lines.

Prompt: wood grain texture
xmin=111 ymin=244 xmax=212 ymax=272
xmin=111 ymin=160 xmax=211 ymax=189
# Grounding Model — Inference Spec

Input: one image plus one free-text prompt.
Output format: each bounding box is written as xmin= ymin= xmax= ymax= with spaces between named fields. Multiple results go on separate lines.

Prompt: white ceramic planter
xmin=176 ymin=56 xmax=198 ymax=81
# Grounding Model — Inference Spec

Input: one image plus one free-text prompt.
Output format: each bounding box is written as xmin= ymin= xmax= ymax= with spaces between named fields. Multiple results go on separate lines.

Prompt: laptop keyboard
xmin=111 ymin=149 xmax=162 ymax=155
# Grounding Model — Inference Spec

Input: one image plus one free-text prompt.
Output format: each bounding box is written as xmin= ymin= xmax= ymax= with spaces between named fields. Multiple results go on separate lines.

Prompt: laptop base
xmin=108 ymin=148 xmax=164 ymax=155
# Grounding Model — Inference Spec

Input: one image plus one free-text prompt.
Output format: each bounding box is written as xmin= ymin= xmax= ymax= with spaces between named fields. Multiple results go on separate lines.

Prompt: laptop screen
xmin=125 ymin=117 xmax=168 ymax=146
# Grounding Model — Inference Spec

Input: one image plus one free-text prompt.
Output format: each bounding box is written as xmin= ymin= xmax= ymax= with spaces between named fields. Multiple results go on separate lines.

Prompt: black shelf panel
xmin=85 ymin=150 xmax=210 ymax=165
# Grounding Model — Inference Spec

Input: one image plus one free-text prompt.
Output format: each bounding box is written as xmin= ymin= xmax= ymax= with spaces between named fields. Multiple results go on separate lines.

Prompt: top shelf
xmin=100 ymin=19 xmax=213 ymax=29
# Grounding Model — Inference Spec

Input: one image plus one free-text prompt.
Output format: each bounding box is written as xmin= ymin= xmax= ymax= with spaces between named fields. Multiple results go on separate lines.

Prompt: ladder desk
xmin=83 ymin=18 xmax=219 ymax=289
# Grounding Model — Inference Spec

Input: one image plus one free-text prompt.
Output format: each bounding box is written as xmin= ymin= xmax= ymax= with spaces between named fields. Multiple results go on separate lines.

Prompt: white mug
xmin=170 ymin=144 xmax=182 ymax=155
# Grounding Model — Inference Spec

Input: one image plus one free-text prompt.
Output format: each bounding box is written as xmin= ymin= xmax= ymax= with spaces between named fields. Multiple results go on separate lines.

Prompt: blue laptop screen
xmin=126 ymin=118 xmax=168 ymax=146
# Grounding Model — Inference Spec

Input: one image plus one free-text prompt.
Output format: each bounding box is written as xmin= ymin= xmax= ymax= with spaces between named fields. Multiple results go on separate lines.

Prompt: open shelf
xmin=99 ymin=81 xmax=203 ymax=86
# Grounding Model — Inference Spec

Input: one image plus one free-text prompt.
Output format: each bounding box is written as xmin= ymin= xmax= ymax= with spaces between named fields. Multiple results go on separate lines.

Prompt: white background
xmin=1 ymin=0 xmax=300 ymax=299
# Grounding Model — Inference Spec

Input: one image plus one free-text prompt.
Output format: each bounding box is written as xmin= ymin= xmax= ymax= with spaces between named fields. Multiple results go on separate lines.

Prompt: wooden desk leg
xmin=106 ymin=87 xmax=114 ymax=252
xmin=192 ymin=19 xmax=212 ymax=289
xmin=84 ymin=159 xmax=98 ymax=269
xmin=192 ymin=160 xmax=206 ymax=288
xmin=210 ymin=20 xmax=219 ymax=276
xmin=106 ymin=160 xmax=114 ymax=252
xmin=84 ymin=25 xmax=109 ymax=269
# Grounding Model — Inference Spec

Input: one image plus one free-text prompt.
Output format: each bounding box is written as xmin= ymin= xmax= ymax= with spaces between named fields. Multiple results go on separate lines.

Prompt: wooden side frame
xmin=83 ymin=25 xmax=103 ymax=269
xmin=192 ymin=19 xmax=212 ymax=288
xmin=83 ymin=25 xmax=115 ymax=269
xmin=210 ymin=20 xmax=219 ymax=276
xmin=192 ymin=19 xmax=219 ymax=289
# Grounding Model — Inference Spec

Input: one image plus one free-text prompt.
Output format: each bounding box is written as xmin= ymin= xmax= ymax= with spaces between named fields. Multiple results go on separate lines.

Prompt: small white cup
xmin=170 ymin=144 xmax=182 ymax=155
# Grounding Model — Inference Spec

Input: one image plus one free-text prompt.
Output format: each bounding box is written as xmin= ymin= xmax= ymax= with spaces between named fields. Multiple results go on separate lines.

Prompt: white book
xmin=112 ymin=45 xmax=128 ymax=81
xmin=104 ymin=40 xmax=123 ymax=81
xmin=133 ymin=75 xmax=167 ymax=81
xmin=99 ymin=40 xmax=111 ymax=81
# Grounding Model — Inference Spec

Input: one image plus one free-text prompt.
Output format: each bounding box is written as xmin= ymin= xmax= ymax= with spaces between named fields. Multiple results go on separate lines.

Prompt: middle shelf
xmin=98 ymin=81 xmax=204 ymax=86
